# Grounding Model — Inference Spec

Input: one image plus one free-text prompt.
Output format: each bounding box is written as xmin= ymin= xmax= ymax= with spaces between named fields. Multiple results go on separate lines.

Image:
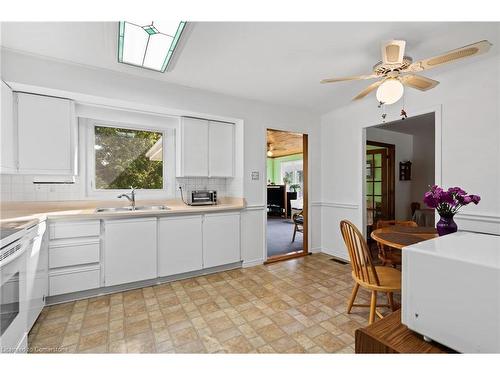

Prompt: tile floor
xmin=28 ymin=253 xmax=396 ymax=353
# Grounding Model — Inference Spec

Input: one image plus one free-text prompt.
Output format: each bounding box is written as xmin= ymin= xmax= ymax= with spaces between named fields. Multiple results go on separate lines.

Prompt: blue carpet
xmin=266 ymin=217 xmax=303 ymax=257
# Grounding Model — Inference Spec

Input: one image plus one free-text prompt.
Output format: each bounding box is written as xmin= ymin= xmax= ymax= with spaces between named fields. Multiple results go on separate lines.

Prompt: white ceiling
xmin=1 ymin=22 xmax=499 ymax=113
xmin=374 ymin=112 xmax=435 ymax=137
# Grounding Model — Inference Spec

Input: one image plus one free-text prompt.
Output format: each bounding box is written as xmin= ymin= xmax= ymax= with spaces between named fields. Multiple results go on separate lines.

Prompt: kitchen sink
xmin=95 ymin=205 xmax=169 ymax=213
xmin=134 ymin=205 xmax=170 ymax=211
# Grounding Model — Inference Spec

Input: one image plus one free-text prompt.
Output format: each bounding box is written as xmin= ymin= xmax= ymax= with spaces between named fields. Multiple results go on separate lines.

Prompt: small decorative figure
xmin=400 ymin=108 xmax=408 ymax=120
xmin=381 ymin=113 xmax=387 ymax=122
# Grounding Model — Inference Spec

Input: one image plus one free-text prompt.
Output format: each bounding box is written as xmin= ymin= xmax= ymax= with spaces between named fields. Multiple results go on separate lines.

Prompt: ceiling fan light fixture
xmin=376 ymin=78 xmax=404 ymax=105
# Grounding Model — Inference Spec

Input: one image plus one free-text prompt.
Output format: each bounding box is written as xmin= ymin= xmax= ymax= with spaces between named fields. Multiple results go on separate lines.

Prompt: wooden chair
xmin=410 ymin=202 xmax=421 ymax=216
xmin=375 ymin=220 xmax=418 ymax=267
xmin=292 ymin=210 xmax=303 ymax=242
xmin=340 ymin=220 xmax=401 ymax=324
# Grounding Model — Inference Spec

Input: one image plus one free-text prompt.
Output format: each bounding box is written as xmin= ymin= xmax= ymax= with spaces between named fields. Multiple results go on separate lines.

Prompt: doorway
xmin=364 ymin=112 xmax=436 ymax=237
xmin=265 ymin=129 xmax=308 ymax=262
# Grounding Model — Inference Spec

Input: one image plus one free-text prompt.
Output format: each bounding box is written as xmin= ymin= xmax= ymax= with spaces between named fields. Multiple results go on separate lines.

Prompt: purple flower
xmin=470 ymin=195 xmax=481 ymax=204
xmin=423 ymin=191 xmax=439 ymax=208
xmin=448 ymin=187 xmax=467 ymax=196
xmin=457 ymin=195 xmax=472 ymax=205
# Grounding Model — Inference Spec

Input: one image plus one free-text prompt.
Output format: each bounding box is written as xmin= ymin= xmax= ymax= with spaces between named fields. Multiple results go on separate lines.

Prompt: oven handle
xmin=0 ymin=240 xmax=29 ymax=268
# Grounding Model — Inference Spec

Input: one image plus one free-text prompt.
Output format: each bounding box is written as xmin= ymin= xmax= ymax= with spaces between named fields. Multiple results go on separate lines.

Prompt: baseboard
xmin=310 ymin=246 xmax=322 ymax=253
xmin=242 ymin=258 xmax=264 ymax=268
xmin=46 ymin=262 xmax=242 ymax=305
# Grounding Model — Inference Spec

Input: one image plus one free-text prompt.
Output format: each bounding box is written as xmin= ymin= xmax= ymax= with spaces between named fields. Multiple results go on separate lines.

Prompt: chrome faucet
xmin=117 ymin=187 xmax=136 ymax=210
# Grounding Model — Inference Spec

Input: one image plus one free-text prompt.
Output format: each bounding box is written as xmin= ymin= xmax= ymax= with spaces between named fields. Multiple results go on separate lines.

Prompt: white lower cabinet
xmin=203 ymin=212 xmax=241 ymax=268
xmin=49 ymin=267 xmax=100 ymax=296
xmin=48 ymin=220 xmax=101 ymax=296
xmin=158 ymin=215 xmax=203 ymax=277
xmin=26 ymin=222 xmax=48 ymax=331
xmin=104 ymin=218 xmax=157 ymax=287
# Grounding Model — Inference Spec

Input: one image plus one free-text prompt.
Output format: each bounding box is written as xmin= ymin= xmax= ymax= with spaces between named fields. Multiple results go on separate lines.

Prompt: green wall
xmin=266 ymin=153 xmax=303 ymax=184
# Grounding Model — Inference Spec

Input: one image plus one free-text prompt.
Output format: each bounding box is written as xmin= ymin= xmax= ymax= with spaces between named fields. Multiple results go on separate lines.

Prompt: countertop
xmin=0 ymin=197 xmax=246 ymax=225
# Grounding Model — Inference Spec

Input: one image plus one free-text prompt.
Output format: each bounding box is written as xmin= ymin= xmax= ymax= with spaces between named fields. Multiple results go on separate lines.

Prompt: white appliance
xmin=402 ymin=231 xmax=500 ymax=353
xmin=0 ymin=220 xmax=46 ymax=353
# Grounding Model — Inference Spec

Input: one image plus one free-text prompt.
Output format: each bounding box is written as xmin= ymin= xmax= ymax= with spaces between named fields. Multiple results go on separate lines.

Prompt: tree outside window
xmin=94 ymin=126 xmax=163 ymax=190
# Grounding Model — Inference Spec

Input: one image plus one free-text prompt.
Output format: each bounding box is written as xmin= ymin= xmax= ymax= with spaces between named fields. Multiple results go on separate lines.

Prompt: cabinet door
xmin=17 ymin=93 xmax=76 ymax=174
xmin=104 ymin=218 xmax=157 ymax=286
xmin=178 ymin=117 xmax=209 ymax=177
xmin=209 ymin=121 xmax=234 ymax=177
xmin=203 ymin=213 xmax=241 ymax=268
xmin=158 ymin=215 xmax=203 ymax=277
xmin=26 ymin=222 xmax=48 ymax=331
xmin=1 ymin=81 xmax=16 ymax=173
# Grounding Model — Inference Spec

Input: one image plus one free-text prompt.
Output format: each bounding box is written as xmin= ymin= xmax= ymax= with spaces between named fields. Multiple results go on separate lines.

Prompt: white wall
xmin=1 ymin=49 xmax=322 ymax=265
xmin=366 ymin=127 xmax=413 ymax=220
xmin=321 ymin=54 xmax=500 ymax=260
xmin=410 ymin=124 xmax=435 ymax=206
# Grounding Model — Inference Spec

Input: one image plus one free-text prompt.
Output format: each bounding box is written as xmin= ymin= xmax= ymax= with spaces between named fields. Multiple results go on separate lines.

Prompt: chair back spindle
xmin=340 ymin=220 xmax=380 ymax=286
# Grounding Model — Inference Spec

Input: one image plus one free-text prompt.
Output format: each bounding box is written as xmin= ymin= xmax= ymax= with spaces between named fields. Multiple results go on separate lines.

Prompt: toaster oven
xmin=187 ymin=190 xmax=217 ymax=206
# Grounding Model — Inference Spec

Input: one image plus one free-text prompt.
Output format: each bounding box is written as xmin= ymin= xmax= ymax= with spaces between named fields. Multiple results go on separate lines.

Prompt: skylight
xmin=118 ymin=21 xmax=186 ymax=72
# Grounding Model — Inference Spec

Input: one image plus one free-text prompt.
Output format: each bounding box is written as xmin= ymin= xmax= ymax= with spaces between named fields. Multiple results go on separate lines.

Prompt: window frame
xmin=85 ymin=119 xmax=176 ymax=199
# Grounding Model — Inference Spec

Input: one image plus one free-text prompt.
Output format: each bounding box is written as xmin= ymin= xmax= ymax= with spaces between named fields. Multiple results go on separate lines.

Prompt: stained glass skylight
xmin=118 ymin=21 xmax=186 ymax=72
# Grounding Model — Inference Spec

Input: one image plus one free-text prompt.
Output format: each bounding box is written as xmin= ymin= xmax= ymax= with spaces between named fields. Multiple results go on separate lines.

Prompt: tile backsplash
xmin=175 ymin=178 xmax=227 ymax=199
xmin=0 ymin=175 xmax=233 ymax=202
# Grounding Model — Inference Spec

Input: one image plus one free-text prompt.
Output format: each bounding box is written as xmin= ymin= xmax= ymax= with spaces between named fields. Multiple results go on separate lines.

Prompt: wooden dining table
xmin=370 ymin=225 xmax=438 ymax=250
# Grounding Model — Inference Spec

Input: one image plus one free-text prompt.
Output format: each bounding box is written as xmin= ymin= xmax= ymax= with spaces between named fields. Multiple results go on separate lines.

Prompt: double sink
xmin=95 ymin=205 xmax=170 ymax=213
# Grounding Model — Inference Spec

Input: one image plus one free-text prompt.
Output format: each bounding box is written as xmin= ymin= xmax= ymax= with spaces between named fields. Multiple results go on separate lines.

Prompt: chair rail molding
xmin=311 ymin=201 xmax=359 ymax=209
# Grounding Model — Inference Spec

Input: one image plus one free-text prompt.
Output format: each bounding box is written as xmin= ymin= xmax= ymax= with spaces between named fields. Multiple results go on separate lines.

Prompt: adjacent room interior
xmin=365 ymin=112 xmax=436 ymax=262
xmin=266 ymin=129 xmax=308 ymax=260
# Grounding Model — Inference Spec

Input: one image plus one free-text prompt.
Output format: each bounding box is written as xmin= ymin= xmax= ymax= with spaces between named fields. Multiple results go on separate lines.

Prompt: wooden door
xmin=366 ymin=146 xmax=394 ymax=226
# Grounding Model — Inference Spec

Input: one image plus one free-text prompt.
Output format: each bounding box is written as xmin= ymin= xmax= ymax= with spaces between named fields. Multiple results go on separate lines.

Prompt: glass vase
xmin=436 ymin=214 xmax=458 ymax=236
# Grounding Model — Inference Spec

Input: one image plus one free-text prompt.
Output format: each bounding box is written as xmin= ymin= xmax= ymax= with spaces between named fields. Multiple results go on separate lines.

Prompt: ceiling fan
xmin=320 ymin=39 xmax=492 ymax=104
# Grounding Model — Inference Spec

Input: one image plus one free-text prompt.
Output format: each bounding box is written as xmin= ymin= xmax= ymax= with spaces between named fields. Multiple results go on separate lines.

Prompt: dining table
xmin=370 ymin=225 xmax=438 ymax=250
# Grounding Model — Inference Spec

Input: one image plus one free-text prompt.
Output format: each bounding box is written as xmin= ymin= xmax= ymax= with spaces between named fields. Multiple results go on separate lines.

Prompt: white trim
xmin=317 ymin=201 xmax=359 ymax=209
xmin=455 ymin=212 xmax=500 ymax=223
xmin=242 ymin=258 xmax=264 ymax=268
xmin=245 ymin=204 xmax=266 ymax=211
xmin=84 ymin=118 xmax=176 ymax=200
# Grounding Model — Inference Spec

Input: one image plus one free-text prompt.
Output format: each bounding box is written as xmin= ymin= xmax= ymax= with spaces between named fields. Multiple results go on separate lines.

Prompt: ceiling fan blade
xmin=320 ymin=74 xmax=378 ymax=84
xmin=381 ymin=40 xmax=406 ymax=65
xmin=401 ymin=75 xmax=439 ymax=91
xmin=353 ymin=80 xmax=384 ymax=100
xmin=406 ymin=40 xmax=492 ymax=73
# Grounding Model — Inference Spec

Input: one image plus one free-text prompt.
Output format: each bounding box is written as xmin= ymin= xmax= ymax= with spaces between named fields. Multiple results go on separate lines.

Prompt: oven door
xmin=0 ymin=240 xmax=28 ymax=353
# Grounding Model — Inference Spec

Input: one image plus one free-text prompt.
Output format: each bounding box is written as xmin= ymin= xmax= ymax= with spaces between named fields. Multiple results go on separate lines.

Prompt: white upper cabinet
xmin=176 ymin=117 xmax=234 ymax=178
xmin=208 ymin=121 xmax=234 ymax=177
xmin=16 ymin=92 xmax=77 ymax=175
xmin=177 ymin=117 xmax=209 ymax=177
xmin=1 ymin=81 xmax=16 ymax=173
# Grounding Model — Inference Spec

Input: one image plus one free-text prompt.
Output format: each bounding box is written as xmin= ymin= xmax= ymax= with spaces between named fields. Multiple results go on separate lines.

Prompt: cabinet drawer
xmin=49 ymin=267 xmax=100 ymax=296
xmin=50 ymin=220 xmax=100 ymax=239
xmin=49 ymin=240 xmax=100 ymax=268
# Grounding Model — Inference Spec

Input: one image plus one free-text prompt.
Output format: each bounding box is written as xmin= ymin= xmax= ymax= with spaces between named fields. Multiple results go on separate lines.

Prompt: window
xmin=93 ymin=125 xmax=164 ymax=190
xmin=280 ymin=159 xmax=304 ymax=198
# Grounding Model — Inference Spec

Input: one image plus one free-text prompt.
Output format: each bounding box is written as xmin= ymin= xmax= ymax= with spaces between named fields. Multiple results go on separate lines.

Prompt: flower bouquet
xmin=423 ymin=185 xmax=480 ymax=236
